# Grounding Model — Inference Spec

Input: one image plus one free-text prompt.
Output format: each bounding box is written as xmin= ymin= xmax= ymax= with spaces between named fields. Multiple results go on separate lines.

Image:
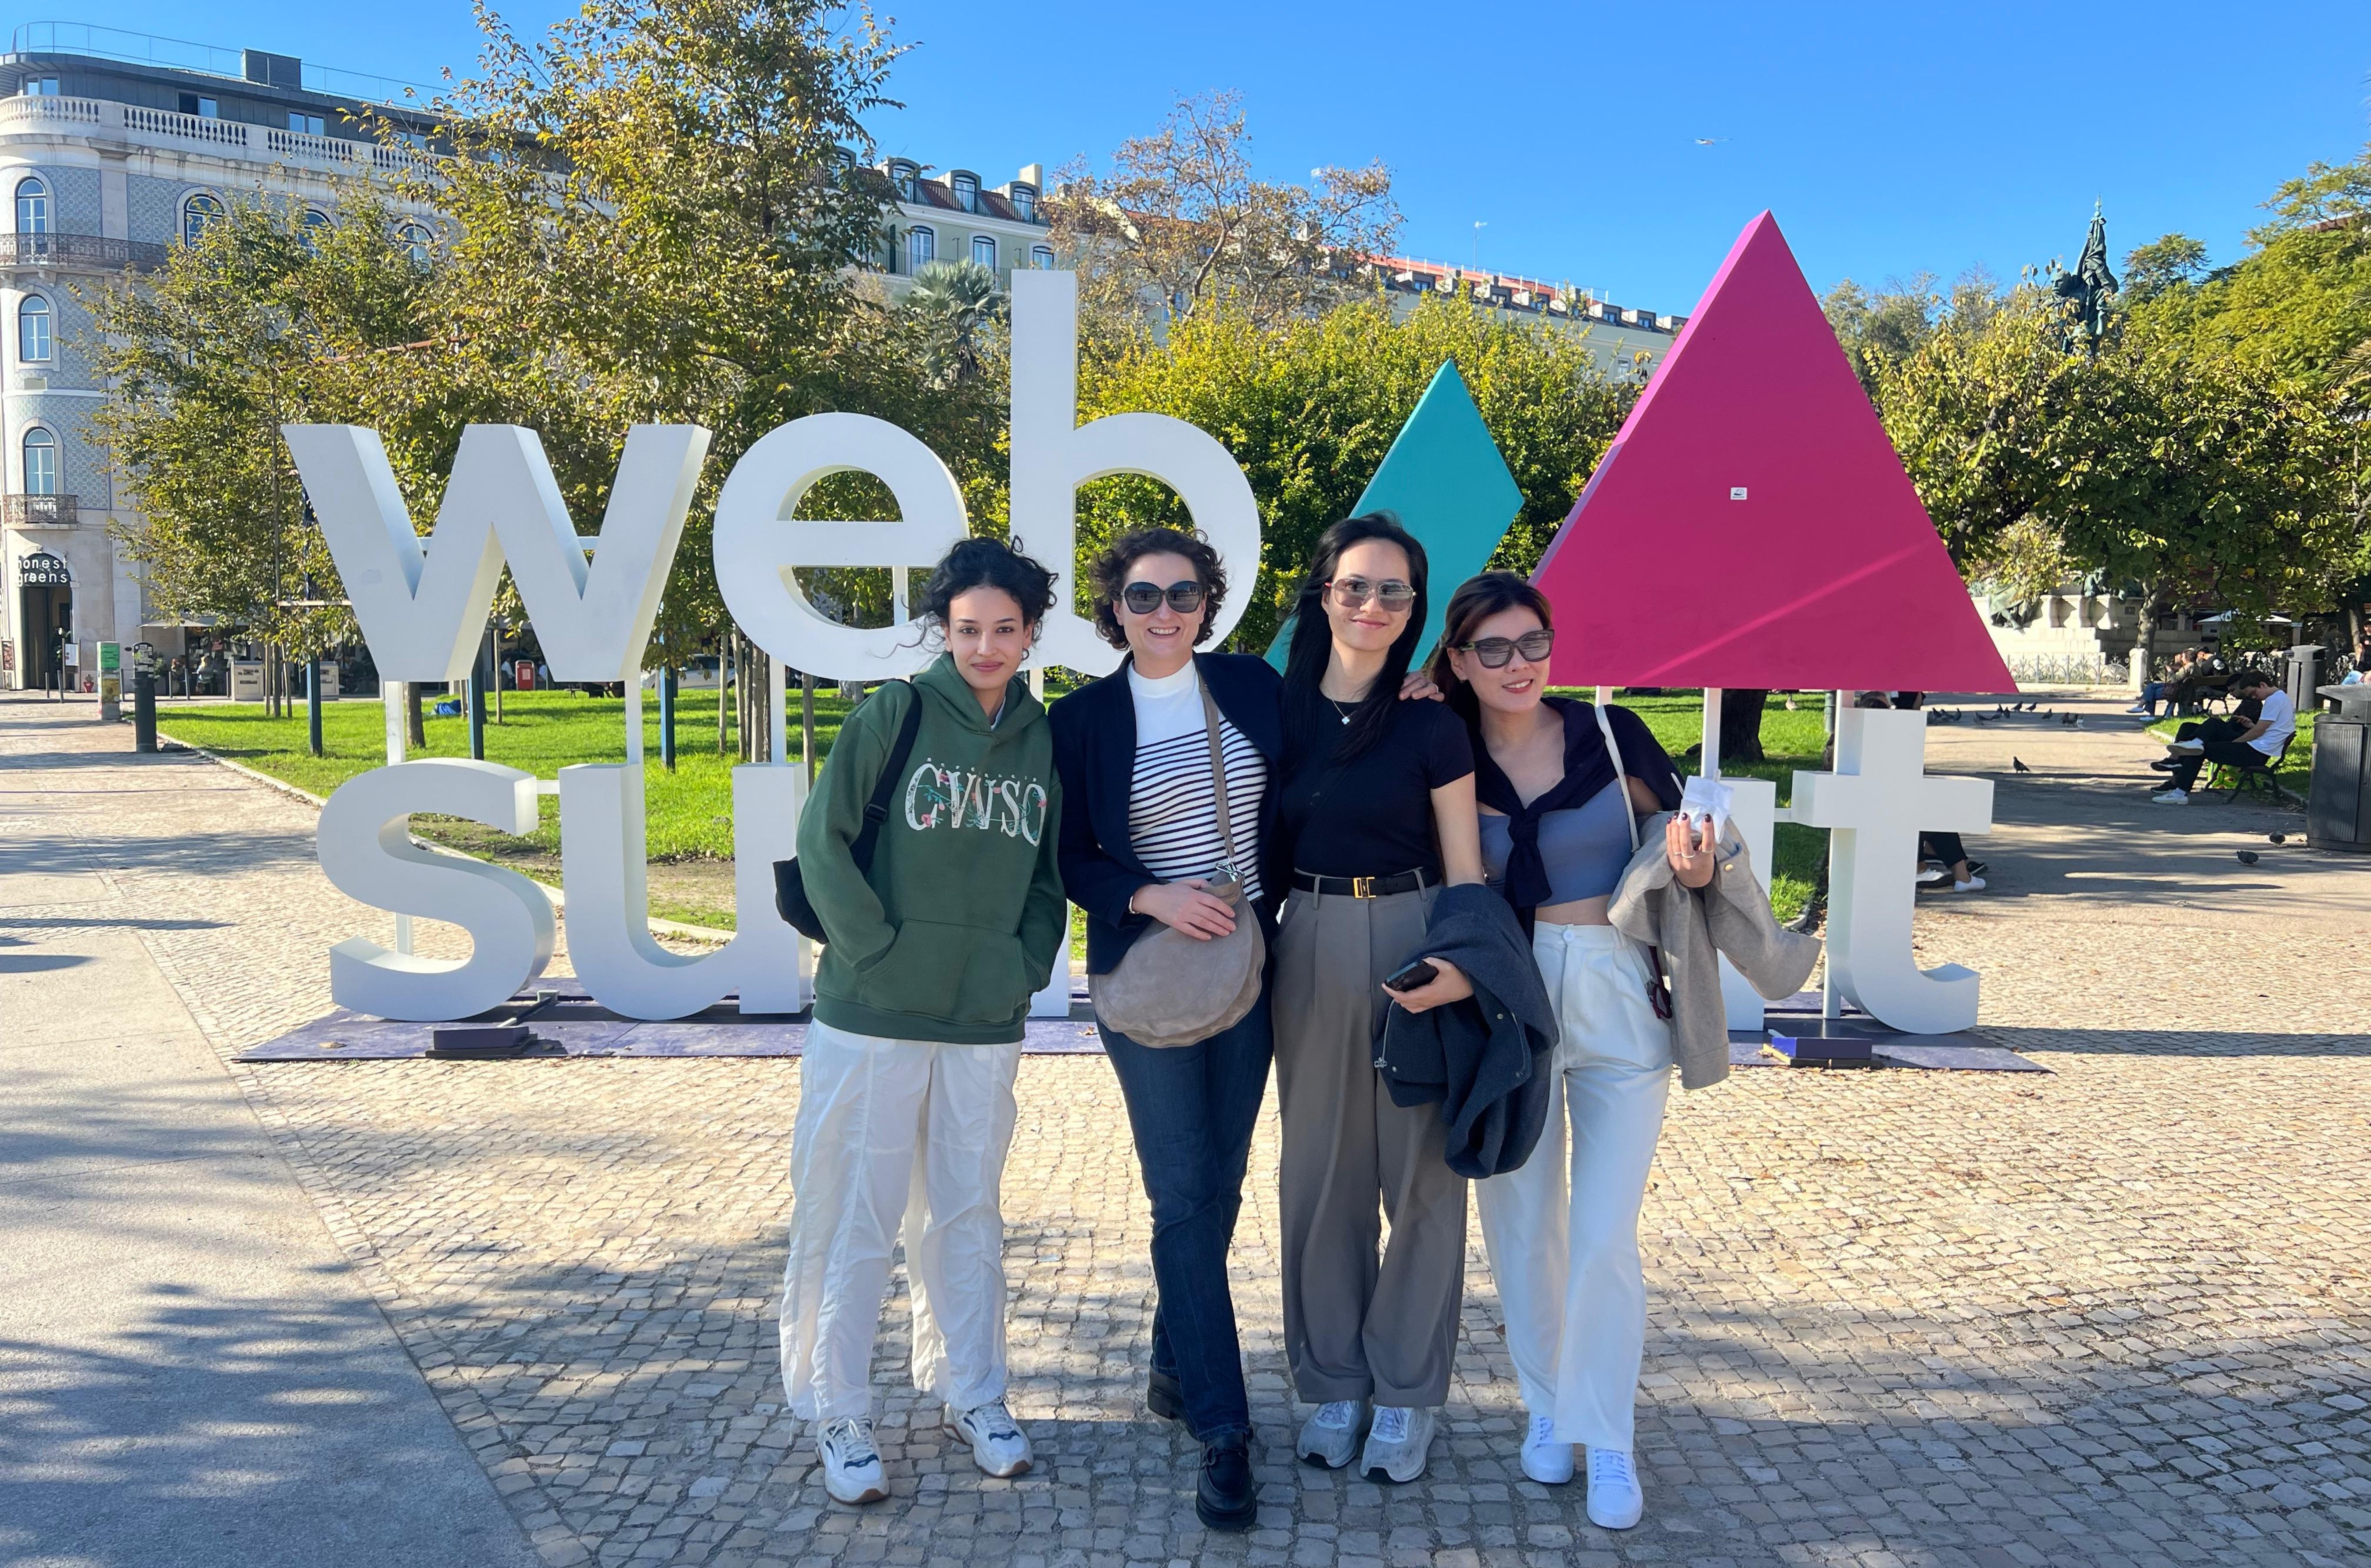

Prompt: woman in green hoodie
xmin=778 ymin=537 xmax=1067 ymax=1506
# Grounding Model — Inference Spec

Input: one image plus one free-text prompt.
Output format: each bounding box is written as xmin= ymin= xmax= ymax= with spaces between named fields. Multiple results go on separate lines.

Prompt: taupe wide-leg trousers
xmin=1273 ymin=882 xmax=1467 ymax=1408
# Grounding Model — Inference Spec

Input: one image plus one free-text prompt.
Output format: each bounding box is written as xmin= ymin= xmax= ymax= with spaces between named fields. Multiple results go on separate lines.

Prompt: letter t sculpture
xmin=1789 ymin=707 xmax=1993 ymax=1035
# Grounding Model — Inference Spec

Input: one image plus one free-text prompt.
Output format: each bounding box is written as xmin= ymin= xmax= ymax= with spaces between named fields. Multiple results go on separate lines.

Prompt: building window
xmin=907 ymin=226 xmax=934 ymax=270
xmin=23 ymin=78 xmax=59 ymax=97
xmin=1012 ymin=185 xmax=1035 ymax=222
xmin=972 ymin=235 xmax=996 ymax=270
xmin=287 ymin=112 xmax=325 ymax=136
xmin=889 ymin=160 xmax=918 ymax=202
xmin=300 ymin=209 xmax=332 ymax=254
xmin=21 ymin=427 xmax=57 ymax=496
xmin=397 ymin=221 xmax=431 ymax=269
xmin=181 ymin=192 xmax=225 ymax=246
xmin=952 ymin=172 xmax=977 ymax=211
xmin=19 ymin=294 xmax=51 ymax=362
xmin=14 ymin=177 xmax=47 ymax=235
xmin=1031 ymin=244 xmax=1055 ymax=270
xmin=178 ymin=93 xmax=219 ymax=118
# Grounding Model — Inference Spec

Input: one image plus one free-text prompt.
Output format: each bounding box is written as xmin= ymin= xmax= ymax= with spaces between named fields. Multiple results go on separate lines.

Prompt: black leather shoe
xmin=1147 ymin=1369 xmax=1185 ymax=1423
xmin=1196 ymin=1436 xmax=1257 ymax=1531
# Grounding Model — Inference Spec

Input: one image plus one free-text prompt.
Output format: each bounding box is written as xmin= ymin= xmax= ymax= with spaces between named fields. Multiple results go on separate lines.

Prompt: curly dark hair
xmin=1086 ymin=526 xmax=1228 ymax=650
xmin=921 ymin=536 xmax=1057 ymax=629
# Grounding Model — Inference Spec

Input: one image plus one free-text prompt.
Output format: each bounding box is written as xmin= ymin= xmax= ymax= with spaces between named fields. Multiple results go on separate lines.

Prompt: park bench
xmin=2204 ymin=734 xmax=2298 ymax=807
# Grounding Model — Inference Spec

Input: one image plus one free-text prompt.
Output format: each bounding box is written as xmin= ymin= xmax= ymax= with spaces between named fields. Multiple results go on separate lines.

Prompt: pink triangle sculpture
xmin=1534 ymin=212 xmax=2015 ymax=693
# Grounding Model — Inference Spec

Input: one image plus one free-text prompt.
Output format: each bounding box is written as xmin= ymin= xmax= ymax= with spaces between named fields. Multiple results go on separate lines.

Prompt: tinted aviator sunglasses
xmin=1121 ymin=579 xmax=1208 ymax=615
xmin=1325 ymin=576 xmax=1417 ymax=612
xmin=1453 ymin=628 xmax=1556 ymax=667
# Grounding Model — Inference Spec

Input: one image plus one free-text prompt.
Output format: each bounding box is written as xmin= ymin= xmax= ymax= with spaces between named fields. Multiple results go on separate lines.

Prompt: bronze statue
xmin=2049 ymin=204 xmax=2118 ymax=353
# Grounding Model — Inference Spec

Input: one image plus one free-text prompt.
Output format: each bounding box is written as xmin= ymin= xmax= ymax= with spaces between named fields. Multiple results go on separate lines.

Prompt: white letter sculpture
xmin=1790 ymin=707 xmax=1992 ymax=1034
xmin=285 ymin=422 xmax=711 ymax=681
xmin=712 ymin=414 xmax=971 ymax=682
xmin=316 ymin=760 xmax=556 ymax=1021
xmin=1009 ymin=270 xmax=1263 ymax=674
xmin=558 ymin=762 xmax=807 ymax=1019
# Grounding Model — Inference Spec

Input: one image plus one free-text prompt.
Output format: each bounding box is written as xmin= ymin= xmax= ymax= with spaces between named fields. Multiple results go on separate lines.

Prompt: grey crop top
xmin=1477 ymin=778 xmax=1635 ymax=904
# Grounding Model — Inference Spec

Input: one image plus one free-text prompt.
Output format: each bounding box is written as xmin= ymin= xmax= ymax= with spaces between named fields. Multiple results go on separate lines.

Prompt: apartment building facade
xmin=0 ymin=23 xmax=439 ymax=690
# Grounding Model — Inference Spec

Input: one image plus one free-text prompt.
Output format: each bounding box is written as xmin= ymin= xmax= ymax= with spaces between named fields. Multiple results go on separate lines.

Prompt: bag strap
xmin=1196 ymin=674 xmax=1243 ymax=878
xmin=1591 ymin=701 xmax=1642 ymax=856
xmin=851 ymin=680 xmax=922 ymax=874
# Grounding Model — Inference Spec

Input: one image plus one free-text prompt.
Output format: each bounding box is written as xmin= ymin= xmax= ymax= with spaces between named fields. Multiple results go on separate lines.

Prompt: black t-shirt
xmin=1278 ymin=694 xmax=1475 ymax=878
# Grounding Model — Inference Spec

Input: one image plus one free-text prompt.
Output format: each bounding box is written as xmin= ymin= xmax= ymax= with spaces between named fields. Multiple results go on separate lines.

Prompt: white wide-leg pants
xmin=1474 ymin=922 xmax=1672 ymax=1450
xmin=778 ymin=1019 xmax=1022 ymax=1421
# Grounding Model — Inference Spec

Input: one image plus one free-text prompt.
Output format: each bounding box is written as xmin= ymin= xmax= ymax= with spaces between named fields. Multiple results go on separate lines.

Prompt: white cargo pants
xmin=1473 ymin=922 xmax=1672 ymax=1451
xmin=778 ymin=1019 xmax=1023 ymax=1421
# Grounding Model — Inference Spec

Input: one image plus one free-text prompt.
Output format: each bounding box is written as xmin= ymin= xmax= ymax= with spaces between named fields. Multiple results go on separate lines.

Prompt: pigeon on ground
xmin=2269 ymin=833 xmax=2287 ymax=844
xmin=2237 ymin=850 xmax=2260 ymax=865
xmin=2012 ymin=757 xmax=2031 ymax=773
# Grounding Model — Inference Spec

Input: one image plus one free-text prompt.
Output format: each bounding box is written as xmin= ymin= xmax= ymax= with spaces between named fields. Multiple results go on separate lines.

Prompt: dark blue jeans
xmin=1098 ymin=991 xmax=1273 ymax=1444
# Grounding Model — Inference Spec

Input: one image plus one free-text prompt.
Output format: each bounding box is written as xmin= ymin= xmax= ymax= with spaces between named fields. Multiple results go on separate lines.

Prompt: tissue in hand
xmin=1680 ymin=775 xmax=1733 ymax=837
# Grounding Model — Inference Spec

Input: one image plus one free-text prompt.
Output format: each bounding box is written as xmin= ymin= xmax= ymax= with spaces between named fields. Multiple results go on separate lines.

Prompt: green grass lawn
xmin=2146 ymin=706 xmax=2317 ymax=796
xmin=161 ymin=682 xmax=1838 ymax=930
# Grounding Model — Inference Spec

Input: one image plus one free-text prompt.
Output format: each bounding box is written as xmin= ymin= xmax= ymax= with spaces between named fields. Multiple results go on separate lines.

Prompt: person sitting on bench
xmin=2150 ymin=672 xmax=2293 ymax=804
xmin=2129 ymin=649 xmax=2200 ymax=717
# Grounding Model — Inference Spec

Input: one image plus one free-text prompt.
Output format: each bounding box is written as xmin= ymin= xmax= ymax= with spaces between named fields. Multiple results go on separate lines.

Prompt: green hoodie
xmin=797 ymin=652 xmax=1066 ymax=1044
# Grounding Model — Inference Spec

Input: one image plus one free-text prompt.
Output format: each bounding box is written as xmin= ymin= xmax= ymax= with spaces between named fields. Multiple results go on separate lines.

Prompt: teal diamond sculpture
xmin=1265 ymin=359 xmax=1525 ymax=669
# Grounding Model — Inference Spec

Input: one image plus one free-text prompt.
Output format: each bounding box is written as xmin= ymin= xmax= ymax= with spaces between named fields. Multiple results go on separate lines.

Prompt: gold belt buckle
xmin=1352 ymin=875 xmax=1375 ymax=899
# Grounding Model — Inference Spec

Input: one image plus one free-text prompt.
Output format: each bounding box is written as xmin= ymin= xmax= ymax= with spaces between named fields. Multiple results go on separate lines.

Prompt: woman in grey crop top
xmin=1428 ymin=572 xmax=1712 ymax=1531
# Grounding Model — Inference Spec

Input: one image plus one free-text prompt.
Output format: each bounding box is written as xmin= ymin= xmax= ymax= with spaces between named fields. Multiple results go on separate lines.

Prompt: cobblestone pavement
xmin=5 ymin=691 xmax=2369 ymax=1568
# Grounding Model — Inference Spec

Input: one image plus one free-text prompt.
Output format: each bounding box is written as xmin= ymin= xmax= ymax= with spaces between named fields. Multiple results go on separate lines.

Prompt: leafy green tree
xmin=87 ymin=195 xmax=432 ymax=678
xmin=2120 ymin=233 xmax=2211 ymax=303
xmin=1074 ymin=294 xmax=1632 ymax=652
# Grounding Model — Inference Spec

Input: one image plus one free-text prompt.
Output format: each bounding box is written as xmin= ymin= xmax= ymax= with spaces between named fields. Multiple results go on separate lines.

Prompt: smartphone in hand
xmin=1381 ymin=958 xmax=1439 ymax=994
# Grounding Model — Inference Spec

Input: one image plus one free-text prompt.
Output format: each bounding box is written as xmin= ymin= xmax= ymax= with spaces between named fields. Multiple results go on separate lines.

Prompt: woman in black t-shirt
xmin=1271 ymin=513 xmax=1483 ymax=1486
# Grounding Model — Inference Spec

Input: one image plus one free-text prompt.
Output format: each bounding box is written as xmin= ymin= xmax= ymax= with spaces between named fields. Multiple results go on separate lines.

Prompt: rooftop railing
xmin=7 ymin=21 xmax=429 ymax=106
xmin=0 ymin=93 xmax=432 ymax=173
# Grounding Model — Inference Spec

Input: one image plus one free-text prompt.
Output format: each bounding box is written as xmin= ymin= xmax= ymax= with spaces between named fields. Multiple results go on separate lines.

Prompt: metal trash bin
xmin=2307 ymin=684 xmax=2371 ymax=853
xmin=2284 ymin=645 xmax=2324 ymax=718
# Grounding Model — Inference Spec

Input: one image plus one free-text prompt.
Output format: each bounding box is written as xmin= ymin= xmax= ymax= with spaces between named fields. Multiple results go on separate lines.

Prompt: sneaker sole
xmin=1297 ymin=1441 xmax=1355 ymax=1469
xmin=944 ymin=1421 xmax=1033 ymax=1478
xmin=1362 ymin=1459 xmax=1427 ymax=1484
xmin=824 ymin=1478 xmax=888 ymax=1505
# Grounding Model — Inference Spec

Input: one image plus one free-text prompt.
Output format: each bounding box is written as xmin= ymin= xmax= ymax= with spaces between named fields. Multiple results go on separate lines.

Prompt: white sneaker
xmin=815 ymin=1415 xmax=888 ymax=1505
xmin=1916 ymin=863 xmax=1950 ymax=884
xmin=1585 ymin=1445 xmax=1644 ymax=1529
xmin=1519 ymin=1413 xmax=1574 ymax=1484
xmin=947 ymin=1400 xmax=1031 ymax=1478
xmin=2150 ymin=788 xmax=2189 ymax=805
xmin=1952 ymin=875 xmax=1987 ymax=892
xmin=2124 ymin=703 xmax=2150 ymax=714
xmin=2168 ymin=739 xmax=2205 ymax=754
xmin=1295 ymin=1399 xmax=1364 ymax=1468
xmin=1359 ymin=1404 xmax=1437 ymax=1484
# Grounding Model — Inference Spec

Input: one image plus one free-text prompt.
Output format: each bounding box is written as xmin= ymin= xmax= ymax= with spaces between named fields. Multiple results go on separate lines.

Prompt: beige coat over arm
xmin=1606 ymin=812 xmax=1822 ymax=1090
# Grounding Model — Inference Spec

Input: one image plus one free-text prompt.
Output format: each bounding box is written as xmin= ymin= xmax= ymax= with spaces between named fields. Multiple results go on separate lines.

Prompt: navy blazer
xmin=1048 ymin=651 xmax=1286 ymax=975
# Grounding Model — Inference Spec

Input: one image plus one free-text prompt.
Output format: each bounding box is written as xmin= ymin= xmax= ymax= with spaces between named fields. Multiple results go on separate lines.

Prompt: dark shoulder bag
xmin=773 ymin=681 xmax=923 ymax=943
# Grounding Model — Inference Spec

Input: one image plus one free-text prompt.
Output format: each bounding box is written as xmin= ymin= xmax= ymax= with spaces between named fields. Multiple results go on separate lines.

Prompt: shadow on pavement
xmin=0 ymin=1288 xmax=538 ymax=1568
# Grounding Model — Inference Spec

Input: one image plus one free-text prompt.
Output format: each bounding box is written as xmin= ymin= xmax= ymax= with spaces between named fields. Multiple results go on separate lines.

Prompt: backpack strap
xmin=850 ymin=681 xmax=923 ymax=873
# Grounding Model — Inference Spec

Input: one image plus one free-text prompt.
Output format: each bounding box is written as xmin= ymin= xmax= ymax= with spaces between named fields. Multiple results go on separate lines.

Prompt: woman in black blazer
xmin=1048 ymin=526 xmax=1282 ymax=1532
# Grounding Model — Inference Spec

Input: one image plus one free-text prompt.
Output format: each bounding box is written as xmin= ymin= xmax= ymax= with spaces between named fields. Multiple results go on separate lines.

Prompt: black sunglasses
xmin=1453 ymin=628 xmax=1555 ymax=668
xmin=1121 ymin=579 xmax=1208 ymax=615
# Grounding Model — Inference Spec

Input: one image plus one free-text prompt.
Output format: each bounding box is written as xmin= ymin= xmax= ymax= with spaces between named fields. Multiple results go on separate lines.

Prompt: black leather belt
xmin=1290 ymin=867 xmax=1441 ymax=899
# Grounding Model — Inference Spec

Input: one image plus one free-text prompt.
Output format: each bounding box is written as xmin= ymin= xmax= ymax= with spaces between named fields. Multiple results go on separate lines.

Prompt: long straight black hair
xmin=1282 ymin=512 xmax=1430 ymax=764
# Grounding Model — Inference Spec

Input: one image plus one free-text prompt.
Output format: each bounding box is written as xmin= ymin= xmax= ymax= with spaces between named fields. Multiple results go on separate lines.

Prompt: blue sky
xmin=31 ymin=1 xmax=2371 ymax=314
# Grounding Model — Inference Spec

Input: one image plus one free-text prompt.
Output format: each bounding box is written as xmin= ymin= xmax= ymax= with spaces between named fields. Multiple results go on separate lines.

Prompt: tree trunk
xmin=2132 ymin=581 xmax=2164 ymax=690
xmin=1717 ymin=688 xmax=1769 ymax=764
xmin=718 ymin=628 xmax=732 ymax=754
xmin=407 ymin=682 xmax=426 ymax=747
